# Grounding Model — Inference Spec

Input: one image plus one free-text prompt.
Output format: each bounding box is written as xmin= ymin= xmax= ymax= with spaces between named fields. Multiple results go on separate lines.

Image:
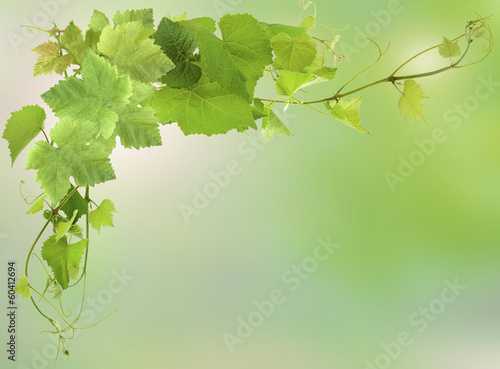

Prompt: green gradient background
xmin=1 ymin=0 xmax=499 ymax=368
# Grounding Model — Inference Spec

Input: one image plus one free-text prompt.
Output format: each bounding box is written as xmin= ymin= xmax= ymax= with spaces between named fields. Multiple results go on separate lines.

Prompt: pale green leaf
xmin=41 ymin=235 xmax=88 ymax=289
xmin=89 ymin=199 xmax=116 ymax=233
xmin=41 ymin=49 xmax=132 ymax=138
xmin=324 ymin=97 xmax=367 ymax=133
xmin=27 ymin=194 xmax=47 ymax=215
xmin=61 ymin=21 xmax=88 ymax=65
xmin=300 ymin=15 xmax=315 ymax=30
xmin=14 ymin=275 xmax=31 ymax=299
xmin=154 ymin=76 xmax=256 ymax=136
xmin=55 ymin=210 xmax=78 ymax=242
xmin=52 ymin=284 xmax=63 ymax=300
xmin=271 ymin=32 xmax=317 ymax=71
xmin=68 ymin=265 xmax=80 ymax=280
xmin=2 ymin=105 xmax=46 ymax=165
xmin=98 ymin=21 xmax=174 ymax=83
xmin=438 ymin=37 xmax=461 ymax=58
xmin=398 ymin=80 xmax=427 ymax=123
xmin=26 ymin=118 xmax=116 ymax=204
xmin=113 ymin=8 xmax=154 ymax=29
xmin=259 ymin=22 xmax=306 ymax=39
xmin=89 ymin=10 xmax=110 ymax=32
xmin=32 ymin=41 xmax=72 ymax=76
xmin=197 ymin=13 xmax=273 ymax=102
xmin=178 ymin=17 xmax=216 ymax=32
xmin=276 ymin=70 xmax=315 ymax=96
xmin=254 ymin=100 xmax=293 ymax=141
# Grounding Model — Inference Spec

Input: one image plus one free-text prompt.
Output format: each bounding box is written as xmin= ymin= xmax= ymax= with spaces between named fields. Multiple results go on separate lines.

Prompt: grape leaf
xmin=41 ymin=235 xmax=88 ymax=289
xmin=41 ymin=49 xmax=132 ymax=139
xmin=398 ymin=80 xmax=427 ymax=123
xmin=197 ymin=13 xmax=273 ymax=102
xmin=259 ymin=22 xmax=306 ymax=39
xmin=300 ymin=15 xmax=315 ymax=31
xmin=26 ymin=118 xmax=116 ymax=204
xmin=61 ymin=21 xmax=88 ymax=65
xmin=55 ymin=210 xmax=78 ymax=241
xmin=154 ymin=17 xmax=202 ymax=87
xmin=32 ymin=41 xmax=72 ymax=76
xmin=14 ymin=275 xmax=31 ymax=299
xmin=324 ymin=97 xmax=367 ymax=133
xmin=89 ymin=10 xmax=110 ymax=32
xmin=98 ymin=21 xmax=175 ymax=83
xmin=167 ymin=12 xmax=188 ymax=22
xmin=2 ymin=105 xmax=46 ymax=165
xmin=113 ymin=8 xmax=154 ymax=29
xmin=276 ymin=70 xmax=315 ymax=96
xmin=68 ymin=265 xmax=80 ymax=280
xmin=254 ymin=100 xmax=293 ymax=141
xmin=27 ymin=194 xmax=47 ymax=215
xmin=89 ymin=199 xmax=116 ymax=233
xmin=178 ymin=17 xmax=216 ymax=32
xmin=60 ymin=186 xmax=88 ymax=223
xmin=438 ymin=37 xmax=461 ymax=58
xmin=52 ymin=284 xmax=63 ymax=300
xmin=271 ymin=32 xmax=317 ymax=71
xmin=154 ymin=76 xmax=256 ymax=136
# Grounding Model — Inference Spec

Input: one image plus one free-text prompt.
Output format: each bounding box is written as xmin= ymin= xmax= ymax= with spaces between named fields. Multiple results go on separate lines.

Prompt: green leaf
xmin=113 ymin=8 xmax=154 ymax=29
xmin=167 ymin=12 xmax=187 ymax=22
xmin=60 ymin=186 xmax=88 ymax=223
xmin=55 ymin=209 xmax=78 ymax=241
xmin=259 ymin=22 xmax=306 ymax=39
xmin=14 ymin=275 xmax=31 ymax=299
xmin=398 ymin=80 xmax=427 ymax=123
xmin=154 ymin=17 xmax=201 ymax=88
xmin=89 ymin=199 xmax=116 ymax=233
xmin=41 ymin=49 xmax=132 ymax=139
xmin=61 ymin=21 xmax=88 ymax=65
xmin=2 ymin=105 xmax=46 ymax=165
xmin=262 ymin=110 xmax=293 ymax=141
xmin=300 ymin=15 xmax=315 ymax=31
xmin=114 ymin=82 xmax=162 ymax=149
xmin=41 ymin=235 xmax=88 ymax=289
xmin=52 ymin=284 xmax=63 ymax=300
xmin=154 ymin=76 xmax=256 ymax=136
xmin=276 ymin=70 xmax=315 ymax=96
xmin=438 ymin=37 xmax=461 ymax=58
xmin=271 ymin=32 xmax=317 ymax=71
xmin=27 ymin=194 xmax=47 ymax=215
xmin=197 ymin=13 xmax=273 ymax=102
xmin=32 ymin=41 xmax=72 ymax=76
xmin=26 ymin=118 xmax=116 ymax=204
xmin=324 ymin=97 xmax=367 ymax=133
xmin=98 ymin=21 xmax=175 ymax=83
xmin=178 ymin=17 xmax=216 ymax=32
xmin=68 ymin=265 xmax=80 ymax=280
xmin=89 ymin=10 xmax=110 ymax=32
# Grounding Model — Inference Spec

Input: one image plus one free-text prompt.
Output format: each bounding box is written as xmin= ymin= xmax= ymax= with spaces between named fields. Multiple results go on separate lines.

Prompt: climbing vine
xmin=2 ymin=3 xmax=492 ymax=360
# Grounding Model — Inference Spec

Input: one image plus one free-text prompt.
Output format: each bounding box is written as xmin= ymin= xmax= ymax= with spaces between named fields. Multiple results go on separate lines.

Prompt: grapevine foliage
xmin=1 ymin=4 xmax=491 ymax=359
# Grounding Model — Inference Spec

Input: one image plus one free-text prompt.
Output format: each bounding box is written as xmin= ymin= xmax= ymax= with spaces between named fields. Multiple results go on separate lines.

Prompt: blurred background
xmin=1 ymin=0 xmax=499 ymax=368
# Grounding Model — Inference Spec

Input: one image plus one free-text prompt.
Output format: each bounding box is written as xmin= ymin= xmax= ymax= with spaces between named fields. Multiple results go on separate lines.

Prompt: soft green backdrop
xmin=1 ymin=0 xmax=499 ymax=368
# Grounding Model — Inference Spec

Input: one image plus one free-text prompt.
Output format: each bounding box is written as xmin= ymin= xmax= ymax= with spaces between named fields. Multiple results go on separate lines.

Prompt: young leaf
xmin=55 ymin=210 xmax=78 ymax=242
xmin=438 ymin=37 xmax=461 ymax=58
xmin=89 ymin=199 xmax=116 ymax=233
xmin=2 ymin=105 xmax=46 ymax=165
xmin=61 ymin=21 xmax=88 ymax=65
xmin=68 ymin=265 xmax=80 ymax=280
xmin=32 ymin=42 xmax=72 ymax=76
xmin=271 ymin=32 xmax=317 ymax=71
xmin=41 ymin=49 xmax=132 ymax=139
xmin=26 ymin=118 xmax=116 ymax=204
xmin=262 ymin=111 xmax=294 ymax=141
xmin=259 ymin=22 xmax=306 ymax=39
xmin=52 ymin=284 xmax=63 ymax=300
xmin=300 ymin=15 xmax=315 ymax=31
xmin=178 ymin=17 xmax=216 ymax=32
xmin=197 ymin=13 xmax=273 ymax=102
xmin=41 ymin=235 xmax=88 ymax=289
xmin=14 ymin=275 xmax=31 ymax=299
xmin=27 ymin=194 xmax=47 ymax=215
xmin=153 ymin=76 xmax=256 ymax=136
xmin=398 ymin=80 xmax=427 ymax=123
xmin=98 ymin=21 xmax=175 ymax=83
xmin=89 ymin=10 xmax=110 ymax=32
xmin=113 ymin=8 xmax=154 ymax=29
xmin=324 ymin=97 xmax=367 ymax=133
